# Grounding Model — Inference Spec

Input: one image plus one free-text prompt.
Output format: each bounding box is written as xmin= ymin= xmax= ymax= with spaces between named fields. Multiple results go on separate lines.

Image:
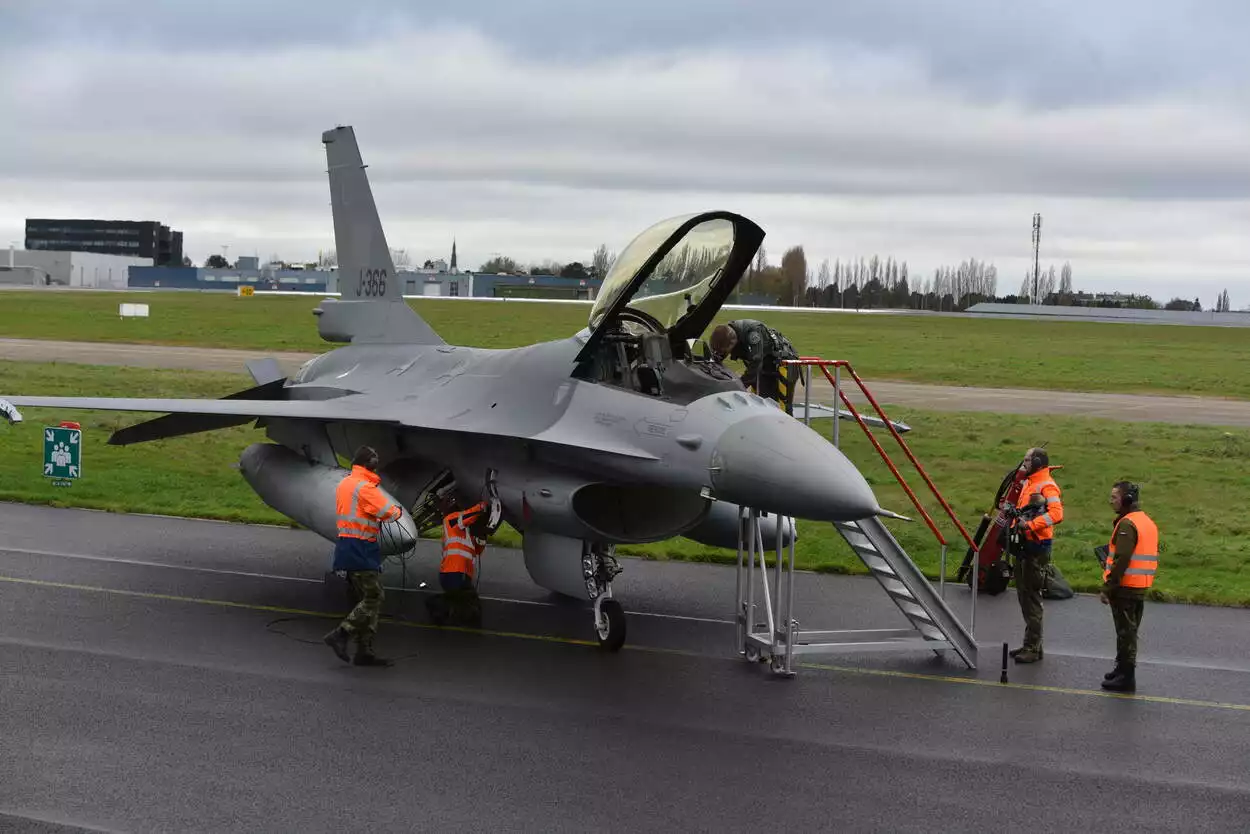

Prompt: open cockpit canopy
xmin=577 ymin=211 xmax=764 ymax=363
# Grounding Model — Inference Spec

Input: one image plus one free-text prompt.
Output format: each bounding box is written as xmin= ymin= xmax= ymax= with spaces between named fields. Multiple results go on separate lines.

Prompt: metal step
xmin=834 ymin=517 xmax=977 ymax=668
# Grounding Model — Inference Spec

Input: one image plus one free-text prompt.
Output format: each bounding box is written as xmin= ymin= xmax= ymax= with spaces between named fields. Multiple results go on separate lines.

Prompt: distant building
xmin=25 ymin=218 xmax=184 ymax=266
xmin=0 ymin=246 xmax=151 ymax=288
xmin=128 ymin=265 xmax=336 ymax=293
xmin=466 ymin=272 xmax=602 ymax=300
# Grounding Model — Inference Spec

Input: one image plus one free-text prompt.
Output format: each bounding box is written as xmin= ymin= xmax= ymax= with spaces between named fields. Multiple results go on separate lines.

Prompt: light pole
xmin=1031 ymin=213 xmax=1042 ymax=304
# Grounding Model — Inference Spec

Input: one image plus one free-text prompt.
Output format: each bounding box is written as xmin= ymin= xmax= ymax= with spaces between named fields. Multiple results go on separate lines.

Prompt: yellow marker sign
xmin=238 ymin=285 xmax=255 ymax=297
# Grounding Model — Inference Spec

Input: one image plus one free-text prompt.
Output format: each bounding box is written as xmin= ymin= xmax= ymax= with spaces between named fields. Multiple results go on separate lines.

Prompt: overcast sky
xmin=2 ymin=0 xmax=1248 ymax=306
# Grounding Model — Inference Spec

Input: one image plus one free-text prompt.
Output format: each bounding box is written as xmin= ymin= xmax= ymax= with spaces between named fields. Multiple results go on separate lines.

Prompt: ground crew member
xmin=323 ymin=445 xmax=402 ymax=667
xmin=426 ymin=493 xmax=489 ymax=627
xmin=1008 ymin=447 xmax=1064 ymax=664
xmin=709 ymin=319 xmax=800 ymax=413
xmin=1099 ymin=481 xmax=1158 ymax=692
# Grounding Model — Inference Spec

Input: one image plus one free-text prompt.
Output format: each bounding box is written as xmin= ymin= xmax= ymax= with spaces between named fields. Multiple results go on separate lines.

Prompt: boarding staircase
xmin=833 ymin=517 xmax=976 ymax=666
xmin=735 ymin=358 xmax=981 ymax=677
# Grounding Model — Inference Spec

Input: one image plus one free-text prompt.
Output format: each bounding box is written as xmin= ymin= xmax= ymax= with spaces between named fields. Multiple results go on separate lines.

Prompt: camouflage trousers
xmin=1015 ymin=542 xmax=1052 ymax=652
xmin=1109 ymin=591 xmax=1146 ymax=667
xmin=340 ymin=570 xmax=384 ymax=652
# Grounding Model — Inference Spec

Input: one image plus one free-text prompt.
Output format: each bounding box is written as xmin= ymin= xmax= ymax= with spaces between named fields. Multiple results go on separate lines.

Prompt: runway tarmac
xmin=5 ymin=336 xmax=1250 ymax=427
xmin=2 ymin=502 xmax=1249 ymax=832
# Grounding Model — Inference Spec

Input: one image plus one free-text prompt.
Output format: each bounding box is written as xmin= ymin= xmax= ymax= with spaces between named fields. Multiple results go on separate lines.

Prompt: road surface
xmin=2 ymin=502 xmax=1249 ymax=832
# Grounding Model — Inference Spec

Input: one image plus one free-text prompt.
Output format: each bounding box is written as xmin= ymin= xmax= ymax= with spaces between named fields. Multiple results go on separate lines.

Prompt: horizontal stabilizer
xmin=108 ymin=378 xmax=288 ymax=446
xmin=792 ymin=402 xmax=912 ymax=433
xmin=246 ymin=358 xmax=286 ymax=386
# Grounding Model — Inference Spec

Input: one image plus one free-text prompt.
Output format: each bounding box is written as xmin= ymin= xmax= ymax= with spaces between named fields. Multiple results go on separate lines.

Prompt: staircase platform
xmin=736 ymin=509 xmax=977 ymax=678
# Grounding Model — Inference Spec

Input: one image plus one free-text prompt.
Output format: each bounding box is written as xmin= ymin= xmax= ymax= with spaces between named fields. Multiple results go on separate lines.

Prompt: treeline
xmin=796 ymin=254 xmax=1000 ymax=312
xmin=478 ymin=244 xmax=617 ymax=281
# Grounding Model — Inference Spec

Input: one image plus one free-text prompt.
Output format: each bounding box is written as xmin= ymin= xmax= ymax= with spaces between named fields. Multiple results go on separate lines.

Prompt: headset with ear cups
xmin=1115 ymin=481 xmax=1140 ymax=506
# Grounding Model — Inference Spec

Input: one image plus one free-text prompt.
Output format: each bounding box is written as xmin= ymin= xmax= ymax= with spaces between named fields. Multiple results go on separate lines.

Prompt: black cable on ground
xmin=264 ymin=613 xmax=427 ymax=663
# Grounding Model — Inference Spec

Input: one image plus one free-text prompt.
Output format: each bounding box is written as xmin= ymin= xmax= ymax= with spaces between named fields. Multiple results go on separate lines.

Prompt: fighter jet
xmin=3 ymin=125 xmax=889 ymax=651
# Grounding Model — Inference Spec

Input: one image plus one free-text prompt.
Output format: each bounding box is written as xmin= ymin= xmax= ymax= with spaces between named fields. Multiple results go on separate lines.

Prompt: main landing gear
xmin=585 ymin=543 xmax=626 ymax=651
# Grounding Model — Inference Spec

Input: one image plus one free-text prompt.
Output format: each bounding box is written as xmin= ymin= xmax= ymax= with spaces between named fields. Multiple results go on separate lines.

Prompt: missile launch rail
xmin=734 ymin=358 xmax=981 ymax=678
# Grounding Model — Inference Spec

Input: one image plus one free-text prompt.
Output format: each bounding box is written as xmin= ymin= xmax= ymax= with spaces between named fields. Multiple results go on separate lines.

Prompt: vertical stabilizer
xmin=318 ymin=125 xmax=444 ymax=345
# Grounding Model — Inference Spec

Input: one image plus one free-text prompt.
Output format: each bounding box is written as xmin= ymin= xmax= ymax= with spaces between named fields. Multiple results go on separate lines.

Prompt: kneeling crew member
xmin=1009 ymin=447 xmax=1063 ymax=664
xmin=429 ymin=494 xmax=489 ymax=626
xmin=324 ymin=446 xmax=403 ymax=667
xmin=1099 ymin=481 xmax=1159 ymax=693
xmin=709 ymin=319 xmax=800 ymax=413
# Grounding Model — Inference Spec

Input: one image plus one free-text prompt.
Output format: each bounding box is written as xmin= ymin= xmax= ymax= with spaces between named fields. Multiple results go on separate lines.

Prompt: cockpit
xmin=571 ymin=211 xmax=766 ymax=405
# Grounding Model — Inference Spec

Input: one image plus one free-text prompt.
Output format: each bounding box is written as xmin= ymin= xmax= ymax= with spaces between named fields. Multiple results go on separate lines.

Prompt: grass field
xmin=3 ymin=291 xmax=1250 ymax=398
xmin=3 ymin=361 xmax=1247 ymax=606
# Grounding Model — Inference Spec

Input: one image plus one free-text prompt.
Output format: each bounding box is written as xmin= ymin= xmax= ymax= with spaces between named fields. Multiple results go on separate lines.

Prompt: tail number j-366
xmin=356 ymin=268 xmax=388 ymax=297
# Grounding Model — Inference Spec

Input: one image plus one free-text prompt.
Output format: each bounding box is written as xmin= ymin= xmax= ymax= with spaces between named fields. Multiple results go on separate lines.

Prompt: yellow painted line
xmin=799 ymin=661 xmax=1250 ymax=713
xmin=6 ymin=572 xmax=1250 ymax=714
xmin=0 ymin=574 xmax=600 ymax=648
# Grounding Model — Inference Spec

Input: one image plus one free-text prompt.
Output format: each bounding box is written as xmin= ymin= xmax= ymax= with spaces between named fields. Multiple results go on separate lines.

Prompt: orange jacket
xmin=441 ymin=501 xmax=488 ymax=577
xmin=1015 ymin=467 xmax=1063 ymax=542
xmin=1104 ymin=511 xmax=1159 ymax=590
xmin=335 ymin=466 xmax=402 ymax=542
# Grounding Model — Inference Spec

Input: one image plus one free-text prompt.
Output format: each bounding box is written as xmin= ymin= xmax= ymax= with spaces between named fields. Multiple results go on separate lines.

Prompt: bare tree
xmin=480 ymin=255 xmax=520 ymax=274
xmin=816 ymin=259 xmax=831 ymax=290
xmin=1041 ymin=265 xmax=1057 ymax=300
xmin=529 ymin=259 xmax=565 ymax=276
xmin=390 ymin=248 xmax=412 ymax=269
xmin=1060 ymin=262 xmax=1073 ymax=295
xmin=318 ymin=249 xmax=337 ymax=269
xmin=591 ymin=244 xmax=616 ymax=279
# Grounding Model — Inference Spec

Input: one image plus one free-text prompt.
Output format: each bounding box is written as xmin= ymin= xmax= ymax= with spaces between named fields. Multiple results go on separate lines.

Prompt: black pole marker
xmin=1000 ymin=642 xmax=1009 ymax=684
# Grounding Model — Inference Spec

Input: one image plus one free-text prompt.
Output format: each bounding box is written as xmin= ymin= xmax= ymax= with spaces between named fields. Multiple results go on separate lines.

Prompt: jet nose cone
xmin=711 ymin=413 xmax=880 ymax=522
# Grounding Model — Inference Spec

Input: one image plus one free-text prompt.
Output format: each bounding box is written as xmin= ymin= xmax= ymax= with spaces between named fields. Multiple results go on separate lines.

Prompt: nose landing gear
xmin=585 ymin=543 xmax=626 ymax=651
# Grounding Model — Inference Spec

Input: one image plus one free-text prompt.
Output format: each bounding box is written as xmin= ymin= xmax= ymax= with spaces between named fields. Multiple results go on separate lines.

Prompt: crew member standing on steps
xmin=323 ymin=445 xmax=403 ymax=667
xmin=1009 ymin=447 xmax=1064 ymax=664
xmin=1099 ymin=481 xmax=1159 ymax=692
xmin=708 ymin=319 xmax=800 ymax=414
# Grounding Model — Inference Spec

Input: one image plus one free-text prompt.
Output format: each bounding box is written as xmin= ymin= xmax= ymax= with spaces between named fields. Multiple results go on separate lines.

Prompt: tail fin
xmin=317 ymin=125 xmax=444 ymax=345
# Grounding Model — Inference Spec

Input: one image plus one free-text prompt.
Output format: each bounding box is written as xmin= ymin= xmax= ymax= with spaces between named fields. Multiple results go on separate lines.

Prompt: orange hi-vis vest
xmin=1016 ymin=467 xmax=1063 ymax=541
xmin=441 ymin=502 xmax=488 ymax=577
xmin=1104 ymin=511 xmax=1160 ymax=589
xmin=335 ymin=466 xmax=401 ymax=542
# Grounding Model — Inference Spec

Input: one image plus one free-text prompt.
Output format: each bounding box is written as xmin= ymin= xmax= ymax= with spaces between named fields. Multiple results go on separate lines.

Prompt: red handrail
xmin=783 ymin=357 xmax=979 ymax=553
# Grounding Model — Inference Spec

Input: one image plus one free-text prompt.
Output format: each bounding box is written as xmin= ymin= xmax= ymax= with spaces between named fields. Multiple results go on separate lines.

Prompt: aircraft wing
xmin=3 ymin=395 xmax=393 ymax=423
xmin=3 ymin=393 xmax=659 ymax=460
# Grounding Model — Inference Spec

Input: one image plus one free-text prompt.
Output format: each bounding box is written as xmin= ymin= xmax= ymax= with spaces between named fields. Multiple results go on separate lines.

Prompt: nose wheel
xmin=594 ymin=597 xmax=627 ymax=652
xmin=585 ymin=543 xmax=626 ymax=651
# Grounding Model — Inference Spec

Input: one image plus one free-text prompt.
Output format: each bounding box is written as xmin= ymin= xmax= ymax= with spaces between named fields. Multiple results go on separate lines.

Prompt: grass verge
xmin=2 ymin=291 xmax=1250 ymax=398
xmin=2 ymin=361 xmax=1247 ymax=606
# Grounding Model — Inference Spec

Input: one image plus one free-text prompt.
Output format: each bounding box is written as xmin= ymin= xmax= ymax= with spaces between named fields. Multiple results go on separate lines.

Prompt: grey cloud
xmin=3 ymin=0 xmax=1248 ymax=106
xmin=2 ymin=32 xmax=1247 ymax=204
xmin=1 ymin=6 xmax=1247 ymax=306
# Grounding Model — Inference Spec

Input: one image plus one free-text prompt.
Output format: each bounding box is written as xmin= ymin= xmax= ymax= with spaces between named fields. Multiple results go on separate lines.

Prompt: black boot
xmin=1104 ymin=662 xmax=1124 ymax=682
xmin=323 ymin=626 xmax=351 ymax=664
xmin=1102 ymin=665 xmax=1136 ymax=692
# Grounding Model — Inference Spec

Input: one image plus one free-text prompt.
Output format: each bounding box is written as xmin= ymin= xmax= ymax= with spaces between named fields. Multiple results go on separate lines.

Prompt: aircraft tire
xmin=595 ymin=599 xmax=627 ymax=652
